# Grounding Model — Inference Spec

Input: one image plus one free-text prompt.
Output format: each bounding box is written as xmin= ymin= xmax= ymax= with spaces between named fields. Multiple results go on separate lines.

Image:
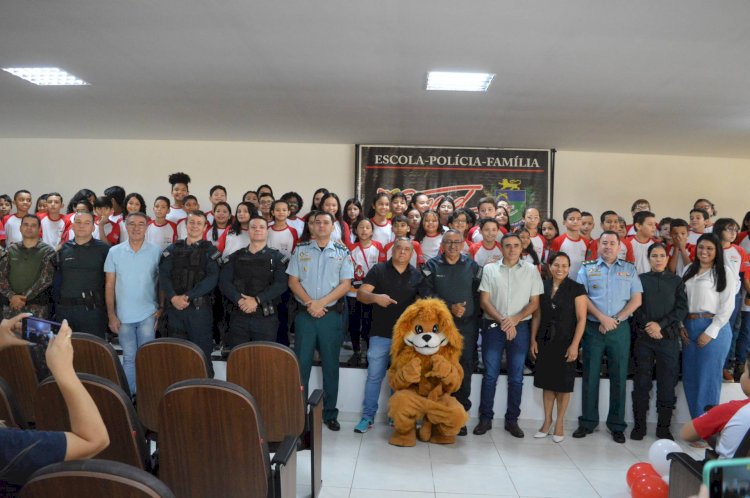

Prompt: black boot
xmin=656 ymin=408 xmax=674 ymax=440
xmin=630 ymin=398 xmax=647 ymax=440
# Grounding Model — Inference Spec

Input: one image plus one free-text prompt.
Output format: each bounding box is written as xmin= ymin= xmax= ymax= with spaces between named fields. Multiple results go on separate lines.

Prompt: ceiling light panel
xmin=426 ymin=71 xmax=494 ymax=92
xmin=2 ymin=67 xmax=89 ymax=86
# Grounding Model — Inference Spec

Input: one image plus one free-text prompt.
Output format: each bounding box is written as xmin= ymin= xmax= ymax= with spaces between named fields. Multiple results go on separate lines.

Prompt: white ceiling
xmin=2 ymin=0 xmax=750 ymax=157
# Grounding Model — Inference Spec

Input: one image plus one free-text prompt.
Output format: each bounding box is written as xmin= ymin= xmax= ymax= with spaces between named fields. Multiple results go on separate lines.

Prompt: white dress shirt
xmin=684 ymin=264 xmax=737 ymax=339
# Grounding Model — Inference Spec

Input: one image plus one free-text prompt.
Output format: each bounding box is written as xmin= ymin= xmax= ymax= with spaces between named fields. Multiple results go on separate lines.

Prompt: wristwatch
xmin=612 ymin=315 xmax=621 ymax=325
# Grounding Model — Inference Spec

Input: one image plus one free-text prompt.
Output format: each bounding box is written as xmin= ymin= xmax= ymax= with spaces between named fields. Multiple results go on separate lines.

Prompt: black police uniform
xmin=55 ymin=238 xmax=111 ymax=338
xmin=159 ymin=239 xmax=221 ymax=375
xmin=219 ymin=245 xmax=288 ymax=348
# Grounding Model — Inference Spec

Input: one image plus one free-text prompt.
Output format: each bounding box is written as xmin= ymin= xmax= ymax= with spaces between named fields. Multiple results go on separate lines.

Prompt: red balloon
xmin=632 ymin=475 xmax=668 ymax=498
xmin=626 ymin=462 xmax=660 ymax=488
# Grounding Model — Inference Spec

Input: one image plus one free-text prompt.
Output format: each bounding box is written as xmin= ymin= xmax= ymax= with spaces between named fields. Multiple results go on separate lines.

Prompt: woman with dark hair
xmin=495 ymin=205 xmax=512 ymax=234
xmin=319 ymin=192 xmax=352 ymax=248
xmin=217 ymin=202 xmax=253 ymax=258
xmin=415 ymin=210 xmax=444 ymax=260
xmin=682 ymin=233 xmax=737 ymax=419
xmin=437 ymin=196 xmax=455 ymax=228
xmin=310 ymin=188 xmax=329 ymax=214
xmin=630 ymin=243 xmax=688 ymax=440
xmin=530 ymin=251 xmax=587 ymax=442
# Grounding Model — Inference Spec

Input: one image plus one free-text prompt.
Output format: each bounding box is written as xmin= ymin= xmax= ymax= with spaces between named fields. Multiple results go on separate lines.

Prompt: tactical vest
xmin=59 ymin=241 xmax=107 ymax=298
xmin=232 ymin=250 xmax=275 ymax=298
xmin=171 ymin=240 xmax=212 ymax=295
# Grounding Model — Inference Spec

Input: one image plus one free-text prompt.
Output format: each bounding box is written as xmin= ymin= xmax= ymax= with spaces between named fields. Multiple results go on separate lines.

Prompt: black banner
xmin=355 ymin=145 xmax=554 ymax=223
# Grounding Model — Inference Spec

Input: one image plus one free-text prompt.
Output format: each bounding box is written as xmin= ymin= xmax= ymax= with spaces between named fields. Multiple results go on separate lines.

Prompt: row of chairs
xmin=0 ymin=335 xmax=324 ymax=498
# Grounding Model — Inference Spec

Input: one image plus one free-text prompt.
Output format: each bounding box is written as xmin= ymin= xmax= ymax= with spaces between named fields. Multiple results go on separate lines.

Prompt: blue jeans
xmin=478 ymin=320 xmax=530 ymax=422
xmin=682 ymin=317 xmax=731 ymax=418
xmin=119 ymin=315 xmax=156 ymax=394
xmin=738 ymin=312 xmax=750 ymax=370
xmin=361 ymin=336 xmax=392 ymax=420
xmin=724 ymin=290 xmax=743 ymax=369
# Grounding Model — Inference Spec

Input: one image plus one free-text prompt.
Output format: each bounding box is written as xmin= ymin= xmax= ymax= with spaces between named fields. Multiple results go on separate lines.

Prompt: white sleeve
xmin=705 ymin=271 xmax=737 ymax=339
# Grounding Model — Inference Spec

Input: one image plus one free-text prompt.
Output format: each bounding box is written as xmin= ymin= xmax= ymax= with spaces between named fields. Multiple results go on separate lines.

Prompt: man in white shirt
xmin=473 ymin=233 xmax=543 ymax=438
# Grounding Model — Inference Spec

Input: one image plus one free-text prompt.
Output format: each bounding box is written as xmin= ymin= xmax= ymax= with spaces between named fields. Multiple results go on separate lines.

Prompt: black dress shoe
xmin=611 ymin=431 xmax=625 ymax=443
xmin=572 ymin=426 xmax=592 ymax=438
xmin=325 ymin=419 xmax=341 ymax=431
xmin=504 ymin=421 xmax=525 ymax=438
xmin=472 ymin=419 xmax=492 ymax=435
xmin=458 ymin=426 xmax=467 ymax=436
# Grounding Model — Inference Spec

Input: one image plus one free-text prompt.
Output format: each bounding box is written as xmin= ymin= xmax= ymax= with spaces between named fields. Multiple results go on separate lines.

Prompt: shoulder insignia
xmin=281 ymin=254 xmax=290 ymax=265
xmin=475 ymin=266 xmax=483 ymax=279
xmin=297 ymin=241 xmax=312 ymax=247
xmin=162 ymin=249 xmax=171 ymax=258
xmin=582 ymin=260 xmax=597 ymax=265
xmin=333 ymin=241 xmax=349 ymax=252
xmin=209 ymin=250 xmax=221 ymax=261
xmin=422 ymin=268 xmax=432 ymax=278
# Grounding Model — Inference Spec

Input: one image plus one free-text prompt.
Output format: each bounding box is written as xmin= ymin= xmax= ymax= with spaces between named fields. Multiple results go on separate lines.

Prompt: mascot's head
xmin=391 ymin=298 xmax=463 ymax=360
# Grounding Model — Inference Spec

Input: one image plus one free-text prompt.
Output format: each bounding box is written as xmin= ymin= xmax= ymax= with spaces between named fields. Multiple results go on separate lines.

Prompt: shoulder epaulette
xmin=582 ymin=260 xmax=598 ymax=265
xmin=333 ymin=240 xmax=349 ymax=251
xmin=297 ymin=241 xmax=312 ymax=247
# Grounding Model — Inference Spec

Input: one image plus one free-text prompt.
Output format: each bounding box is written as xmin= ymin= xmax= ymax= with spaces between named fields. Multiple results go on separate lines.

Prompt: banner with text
xmin=355 ymin=145 xmax=554 ymax=224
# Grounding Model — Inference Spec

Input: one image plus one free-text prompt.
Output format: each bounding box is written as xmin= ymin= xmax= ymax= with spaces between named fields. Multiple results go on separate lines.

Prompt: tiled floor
xmin=295 ymin=417 xmax=706 ymax=498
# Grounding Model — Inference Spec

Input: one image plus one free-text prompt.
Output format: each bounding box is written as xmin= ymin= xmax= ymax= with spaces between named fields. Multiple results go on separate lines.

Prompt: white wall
xmin=1 ymin=139 xmax=748 ymax=226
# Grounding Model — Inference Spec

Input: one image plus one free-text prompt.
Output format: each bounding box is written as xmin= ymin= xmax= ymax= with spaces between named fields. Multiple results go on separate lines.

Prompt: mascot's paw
xmin=402 ymin=357 xmax=422 ymax=384
xmin=426 ymin=354 xmax=452 ymax=380
xmin=389 ymin=429 xmax=417 ymax=447
xmin=429 ymin=432 xmax=457 ymax=445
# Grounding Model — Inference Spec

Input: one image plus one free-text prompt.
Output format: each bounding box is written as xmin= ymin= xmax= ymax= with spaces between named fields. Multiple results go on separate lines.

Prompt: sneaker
xmin=354 ymin=417 xmax=373 ymax=434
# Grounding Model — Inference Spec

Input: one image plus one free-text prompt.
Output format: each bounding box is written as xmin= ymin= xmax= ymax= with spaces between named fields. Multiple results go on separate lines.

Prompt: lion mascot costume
xmin=387 ymin=298 xmax=469 ymax=446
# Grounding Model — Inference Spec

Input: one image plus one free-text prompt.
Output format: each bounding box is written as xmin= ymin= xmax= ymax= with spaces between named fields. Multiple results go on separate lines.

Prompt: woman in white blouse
xmin=681 ymin=233 xmax=737 ymax=419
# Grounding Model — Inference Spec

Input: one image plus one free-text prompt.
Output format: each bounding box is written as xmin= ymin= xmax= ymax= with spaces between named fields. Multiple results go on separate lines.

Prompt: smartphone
xmin=21 ymin=317 xmax=62 ymax=347
xmin=704 ymin=457 xmax=750 ymax=498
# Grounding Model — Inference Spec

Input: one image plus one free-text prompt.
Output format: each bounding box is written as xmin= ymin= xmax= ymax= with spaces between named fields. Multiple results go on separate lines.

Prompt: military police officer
xmin=219 ymin=214 xmax=288 ymax=348
xmin=55 ymin=211 xmax=110 ymax=338
xmin=572 ymin=230 xmax=643 ymax=444
xmin=287 ymin=211 xmax=353 ymax=431
xmin=159 ymin=210 xmax=220 ymax=375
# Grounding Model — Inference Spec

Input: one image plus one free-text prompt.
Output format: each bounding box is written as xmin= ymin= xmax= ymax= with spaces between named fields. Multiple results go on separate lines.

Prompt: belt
xmin=687 ymin=312 xmax=715 ymax=320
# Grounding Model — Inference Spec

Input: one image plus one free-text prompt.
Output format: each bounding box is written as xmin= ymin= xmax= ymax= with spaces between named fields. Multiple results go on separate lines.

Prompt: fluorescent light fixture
xmin=426 ymin=71 xmax=494 ymax=92
xmin=2 ymin=67 xmax=89 ymax=86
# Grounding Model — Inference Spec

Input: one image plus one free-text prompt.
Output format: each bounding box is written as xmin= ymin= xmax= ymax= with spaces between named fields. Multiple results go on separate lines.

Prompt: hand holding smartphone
xmin=22 ymin=316 xmax=62 ymax=347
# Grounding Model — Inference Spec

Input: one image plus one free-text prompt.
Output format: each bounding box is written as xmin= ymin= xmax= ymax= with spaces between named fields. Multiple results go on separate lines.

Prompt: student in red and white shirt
xmin=280 ymin=191 xmax=306 ymax=236
xmin=626 ymin=211 xmax=657 ymax=274
xmin=146 ymin=196 xmax=178 ymax=250
xmin=380 ymin=215 xmax=424 ymax=268
xmin=468 ymin=218 xmax=503 ymax=267
xmin=348 ymin=218 xmax=382 ymax=364
xmin=91 ymin=196 xmax=120 ymax=245
xmin=540 ymin=218 xmax=559 ymax=264
xmin=206 ymin=201 xmax=232 ymax=248
xmin=586 ymin=210 xmax=634 ymax=263
xmin=415 ymin=210 xmax=444 ymax=261
xmin=218 ymin=202 xmax=252 ymax=259
xmin=666 ymin=218 xmax=694 ymax=277
xmin=2 ymin=189 xmax=33 ymax=245
xmin=267 ymin=199 xmax=298 ymax=259
xmin=205 ymin=185 xmax=227 ymax=226
xmin=518 ymin=227 xmax=542 ymax=272
xmin=549 ymin=207 xmax=589 ymax=277
xmin=0 ymin=194 xmax=12 ymax=221
xmin=468 ymin=197 xmax=498 ymax=244
xmin=39 ymin=192 xmax=65 ymax=249
xmin=389 ymin=192 xmax=409 ymax=220
xmin=693 ymin=198 xmax=717 ymax=232
xmin=522 ymin=207 xmax=545 ymax=261
xmin=118 ymin=193 xmax=149 ymax=244
xmin=103 ymin=186 xmax=126 ymax=225
xmin=166 ymin=172 xmax=191 ymax=223
xmin=369 ymin=192 xmax=394 ymax=247
xmin=688 ymin=208 xmax=710 ymax=245
xmin=580 ymin=211 xmax=595 ymax=243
